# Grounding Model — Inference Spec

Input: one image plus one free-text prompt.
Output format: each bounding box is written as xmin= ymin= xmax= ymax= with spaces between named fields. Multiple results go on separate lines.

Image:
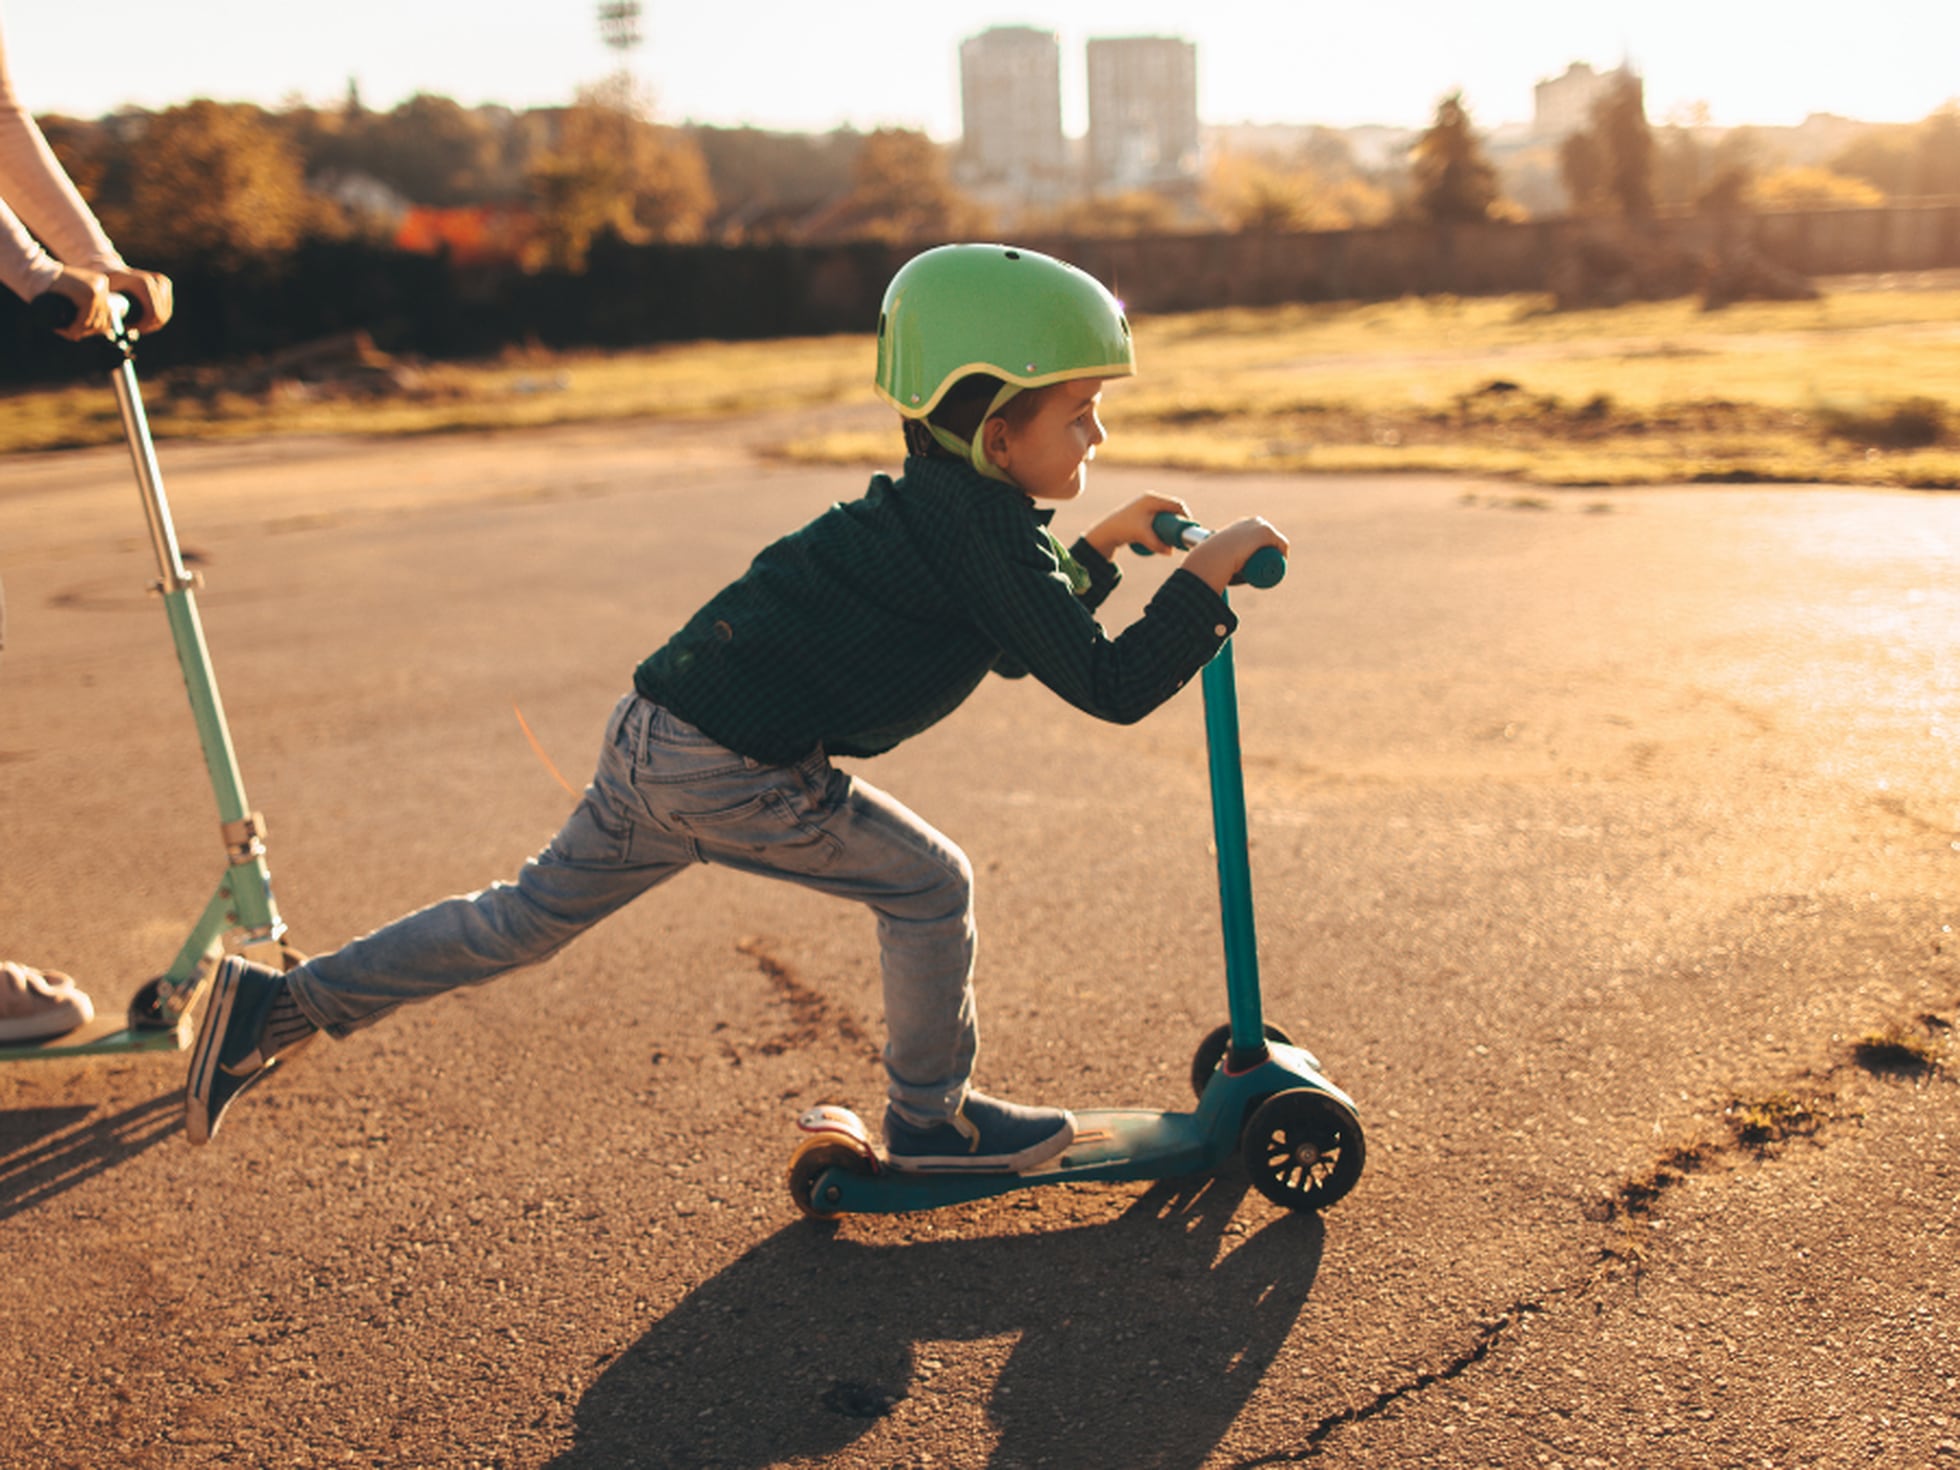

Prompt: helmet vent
xmin=1004 ymin=249 xmax=1021 ymax=260
xmin=877 ymin=312 xmax=886 ymax=339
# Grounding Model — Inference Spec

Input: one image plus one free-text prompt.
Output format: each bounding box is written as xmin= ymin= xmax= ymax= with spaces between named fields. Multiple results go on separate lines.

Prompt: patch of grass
xmin=1609 ymin=1143 xmax=1716 ymax=1220
xmin=0 ymin=333 xmax=875 ymax=454
xmin=1849 ymin=1021 xmax=1945 ymax=1075
xmin=1724 ymin=1091 xmax=1826 ymax=1149
xmin=14 ymin=279 xmax=1960 ymax=488
xmin=1815 ymin=395 xmax=1948 ymax=449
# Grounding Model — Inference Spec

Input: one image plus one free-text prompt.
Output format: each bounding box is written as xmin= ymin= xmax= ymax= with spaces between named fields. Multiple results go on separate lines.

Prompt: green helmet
xmin=874 ymin=243 xmax=1137 ymax=419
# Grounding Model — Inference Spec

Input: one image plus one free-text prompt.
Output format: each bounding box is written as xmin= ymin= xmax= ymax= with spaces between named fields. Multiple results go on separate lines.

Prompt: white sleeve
xmin=0 ymin=18 xmax=125 ymax=300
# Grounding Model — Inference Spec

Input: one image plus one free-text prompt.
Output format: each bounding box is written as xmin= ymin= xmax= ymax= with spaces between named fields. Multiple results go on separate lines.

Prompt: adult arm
xmin=0 ymin=22 xmax=170 ymax=334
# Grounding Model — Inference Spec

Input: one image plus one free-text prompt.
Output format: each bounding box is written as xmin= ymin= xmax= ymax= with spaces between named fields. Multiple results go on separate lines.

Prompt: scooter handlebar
xmin=27 ymin=289 xmax=133 ymax=338
xmin=1131 ymin=511 xmax=1287 ymax=589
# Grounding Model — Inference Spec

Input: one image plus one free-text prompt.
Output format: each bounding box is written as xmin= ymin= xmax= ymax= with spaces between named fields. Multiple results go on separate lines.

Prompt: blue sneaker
xmin=883 ymin=1091 xmax=1077 ymax=1173
xmin=185 ymin=956 xmax=310 ymax=1145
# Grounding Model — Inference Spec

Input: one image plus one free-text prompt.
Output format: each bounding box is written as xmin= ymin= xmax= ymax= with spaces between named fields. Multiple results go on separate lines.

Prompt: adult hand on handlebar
xmin=107 ymin=268 xmax=173 ymax=333
xmin=44 ymin=267 xmax=116 ymax=340
xmin=39 ymin=266 xmax=172 ymax=340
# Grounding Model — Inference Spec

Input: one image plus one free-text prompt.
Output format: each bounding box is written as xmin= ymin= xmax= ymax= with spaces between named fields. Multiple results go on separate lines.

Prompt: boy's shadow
xmin=554 ymin=1174 xmax=1324 ymax=1469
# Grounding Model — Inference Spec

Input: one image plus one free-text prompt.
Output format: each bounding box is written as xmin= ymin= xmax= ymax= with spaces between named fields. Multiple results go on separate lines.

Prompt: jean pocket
xmin=668 ymin=786 xmax=841 ymax=867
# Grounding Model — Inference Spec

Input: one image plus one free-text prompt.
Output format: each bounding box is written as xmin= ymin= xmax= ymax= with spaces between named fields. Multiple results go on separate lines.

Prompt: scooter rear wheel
xmin=1189 ymin=1021 xmax=1296 ymax=1099
xmin=1242 ymin=1088 xmax=1365 ymax=1212
xmin=786 ymin=1135 xmax=873 ymax=1221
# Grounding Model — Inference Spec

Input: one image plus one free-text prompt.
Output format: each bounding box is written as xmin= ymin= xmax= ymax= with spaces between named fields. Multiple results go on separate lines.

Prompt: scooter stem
xmin=1200 ymin=594 xmax=1268 ymax=1070
xmin=107 ymin=325 xmax=283 ymax=996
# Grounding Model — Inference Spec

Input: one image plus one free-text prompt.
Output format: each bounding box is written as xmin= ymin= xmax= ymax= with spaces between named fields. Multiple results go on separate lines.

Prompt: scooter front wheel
xmin=786 ymin=1134 xmax=874 ymax=1221
xmin=1189 ymin=1020 xmax=1296 ymax=1099
xmin=1242 ymin=1088 xmax=1365 ymax=1213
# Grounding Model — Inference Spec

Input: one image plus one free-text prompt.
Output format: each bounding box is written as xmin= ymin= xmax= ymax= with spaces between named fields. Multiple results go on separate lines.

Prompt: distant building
xmin=1086 ymin=35 xmax=1200 ymax=193
xmin=957 ymin=26 xmax=1068 ymax=207
xmin=1533 ymin=61 xmax=1638 ymax=140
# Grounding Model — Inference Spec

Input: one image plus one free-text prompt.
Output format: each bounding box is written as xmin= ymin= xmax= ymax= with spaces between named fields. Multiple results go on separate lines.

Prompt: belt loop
xmin=632 ymin=696 xmax=654 ymax=764
xmin=799 ymin=743 xmax=828 ymax=789
xmin=603 ymin=693 xmax=630 ymax=746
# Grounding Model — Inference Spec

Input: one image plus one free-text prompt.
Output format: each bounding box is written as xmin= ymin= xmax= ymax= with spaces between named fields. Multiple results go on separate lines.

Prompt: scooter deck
xmin=799 ymin=1046 xmax=1353 ymax=1215
xmin=806 ymin=1107 xmax=1225 ymax=1215
xmin=0 ymin=1020 xmax=191 ymax=1062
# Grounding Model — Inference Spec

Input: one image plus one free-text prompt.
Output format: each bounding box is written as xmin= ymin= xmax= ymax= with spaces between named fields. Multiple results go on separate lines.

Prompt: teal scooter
xmin=0 ymin=296 xmax=292 ymax=1063
xmin=785 ymin=516 xmax=1365 ymax=1219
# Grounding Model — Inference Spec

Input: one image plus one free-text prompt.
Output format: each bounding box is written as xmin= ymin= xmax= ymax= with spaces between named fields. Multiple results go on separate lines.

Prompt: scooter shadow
xmin=0 ymin=1093 xmax=179 ymax=1224
xmin=552 ymin=1173 xmax=1325 ymax=1470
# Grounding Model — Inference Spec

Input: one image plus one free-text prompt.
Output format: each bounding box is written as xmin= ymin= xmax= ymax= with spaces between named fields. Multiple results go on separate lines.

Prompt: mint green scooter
xmin=785 ymin=516 xmax=1365 ymax=1219
xmin=0 ymin=297 xmax=291 ymax=1062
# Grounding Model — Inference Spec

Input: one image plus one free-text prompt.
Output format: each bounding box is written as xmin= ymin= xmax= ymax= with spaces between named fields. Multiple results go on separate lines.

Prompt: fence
xmin=6 ymin=204 xmax=1960 ymax=386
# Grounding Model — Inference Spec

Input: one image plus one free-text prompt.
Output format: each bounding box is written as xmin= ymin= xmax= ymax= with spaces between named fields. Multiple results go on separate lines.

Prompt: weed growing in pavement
xmin=1849 ymin=1019 xmax=1946 ymax=1076
xmin=1724 ymin=1091 xmax=1827 ymax=1150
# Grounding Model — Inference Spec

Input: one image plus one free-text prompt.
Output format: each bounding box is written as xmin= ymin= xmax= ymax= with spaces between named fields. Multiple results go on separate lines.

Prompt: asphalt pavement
xmin=1 ymin=412 xmax=1955 ymax=1468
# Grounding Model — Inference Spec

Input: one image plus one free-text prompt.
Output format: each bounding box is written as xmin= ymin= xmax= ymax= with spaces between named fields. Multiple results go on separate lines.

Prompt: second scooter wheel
xmin=1241 ymin=1088 xmax=1366 ymax=1213
xmin=1189 ymin=1021 xmax=1296 ymax=1099
xmin=786 ymin=1135 xmax=874 ymax=1221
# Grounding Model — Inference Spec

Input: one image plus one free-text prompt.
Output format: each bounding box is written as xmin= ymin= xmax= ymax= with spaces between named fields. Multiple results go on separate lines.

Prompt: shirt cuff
xmin=1069 ymin=537 xmax=1123 ymax=605
xmin=1158 ymin=566 xmax=1239 ymax=644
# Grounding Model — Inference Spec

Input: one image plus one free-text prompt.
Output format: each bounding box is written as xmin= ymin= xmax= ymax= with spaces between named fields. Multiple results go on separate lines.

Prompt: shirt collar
xmin=901 ymin=454 xmax=1054 ymax=525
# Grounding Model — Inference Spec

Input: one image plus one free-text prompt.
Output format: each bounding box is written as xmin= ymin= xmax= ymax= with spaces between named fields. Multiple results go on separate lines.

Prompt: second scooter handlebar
xmin=27 ymin=289 xmax=134 ymax=339
xmin=1132 ymin=511 xmax=1287 ymax=589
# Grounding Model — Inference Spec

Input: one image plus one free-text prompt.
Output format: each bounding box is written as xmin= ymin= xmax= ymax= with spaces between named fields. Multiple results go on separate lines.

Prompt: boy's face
xmin=984 ymin=378 xmax=1108 ymax=502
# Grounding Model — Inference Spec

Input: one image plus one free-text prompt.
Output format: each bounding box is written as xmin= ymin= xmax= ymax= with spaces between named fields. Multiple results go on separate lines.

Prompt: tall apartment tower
xmin=1532 ymin=61 xmax=1638 ymax=140
xmin=1086 ymin=35 xmax=1199 ymax=192
xmin=958 ymin=26 xmax=1067 ymax=197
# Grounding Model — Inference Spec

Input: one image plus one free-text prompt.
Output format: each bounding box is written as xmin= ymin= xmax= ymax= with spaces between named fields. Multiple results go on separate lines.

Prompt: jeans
xmin=286 ymin=694 xmax=978 ymax=1125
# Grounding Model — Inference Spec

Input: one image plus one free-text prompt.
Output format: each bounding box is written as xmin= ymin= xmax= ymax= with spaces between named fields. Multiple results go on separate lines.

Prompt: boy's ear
xmin=981 ymin=414 xmax=1014 ymax=470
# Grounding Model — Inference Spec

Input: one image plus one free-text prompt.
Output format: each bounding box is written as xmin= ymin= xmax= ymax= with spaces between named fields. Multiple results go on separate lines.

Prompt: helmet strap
xmin=925 ymin=381 xmax=1025 ymax=486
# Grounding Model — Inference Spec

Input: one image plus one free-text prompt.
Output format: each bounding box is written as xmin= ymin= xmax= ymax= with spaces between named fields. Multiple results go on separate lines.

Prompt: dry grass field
xmin=7 ymin=271 xmax=1960 ymax=488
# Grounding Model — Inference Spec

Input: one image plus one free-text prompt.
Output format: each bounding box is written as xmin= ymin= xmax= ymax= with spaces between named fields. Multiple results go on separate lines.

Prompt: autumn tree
xmin=1833 ymin=107 xmax=1960 ymax=198
xmin=1024 ymin=187 xmax=1184 ymax=237
xmin=292 ymin=93 xmax=517 ymax=206
xmin=104 ymin=101 xmax=314 ymax=264
xmin=1410 ymin=92 xmax=1501 ymax=224
xmin=810 ymin=128 xmax=989 ymax=244
xmin=689 ymin=126 xmax=860 ymax=241
xmin=1749 ymin=166 xmax=1885 ymax=211
xmin=1203 ymin=149 xmax=1391 ymax=232
xmin=524 ymin=81 xmax=714 ymax=271
xmin=1559 ymin=74 xmax=1655 ymax=219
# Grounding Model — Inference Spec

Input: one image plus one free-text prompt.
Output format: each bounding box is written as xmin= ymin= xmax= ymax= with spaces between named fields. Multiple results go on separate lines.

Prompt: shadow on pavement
xmin=0 ymin=1093 xmax=178 ymax=1223
xmin=553 ymin=1173 xmax=1324 ymax=1469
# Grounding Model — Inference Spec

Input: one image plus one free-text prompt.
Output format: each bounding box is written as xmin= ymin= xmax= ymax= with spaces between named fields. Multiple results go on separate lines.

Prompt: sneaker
xmin=185 ymin=956 xmax=310 ymax=1145
xmin=0 ymin=962 xmax=95 ymax=1043
xmin=883 ymin=1091 xmax=1077 ymax=1173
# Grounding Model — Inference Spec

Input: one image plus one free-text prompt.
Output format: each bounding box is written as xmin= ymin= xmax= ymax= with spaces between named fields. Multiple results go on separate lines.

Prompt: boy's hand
xmin=1181 ymin=517 xmax=1290 ymax=595
xmin=1083 ymin=493 xmax=1193 ymax=561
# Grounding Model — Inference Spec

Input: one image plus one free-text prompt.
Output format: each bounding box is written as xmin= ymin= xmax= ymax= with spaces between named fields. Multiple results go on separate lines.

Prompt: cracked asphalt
xmin=1 ymin=413 xmax=1955 ymax=1468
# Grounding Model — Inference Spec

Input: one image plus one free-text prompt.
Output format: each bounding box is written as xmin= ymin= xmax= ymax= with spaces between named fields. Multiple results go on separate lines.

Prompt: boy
xmin=188 ymin=243 xmax=1288 ymax=1171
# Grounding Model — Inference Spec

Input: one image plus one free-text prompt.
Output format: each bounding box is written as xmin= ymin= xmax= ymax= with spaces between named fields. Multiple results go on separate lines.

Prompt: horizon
xmin=6 ymin=1 xmax=1958 ymax=140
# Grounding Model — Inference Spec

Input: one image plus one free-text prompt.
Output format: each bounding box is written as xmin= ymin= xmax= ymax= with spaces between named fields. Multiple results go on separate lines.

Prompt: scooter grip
xmin=1131 ymin=511 xmax=1287 ymax=589
xmin=27 ymin=291 xmax=77 ymax=334
xmin=26 ymin=290 xmax=134 ymax=337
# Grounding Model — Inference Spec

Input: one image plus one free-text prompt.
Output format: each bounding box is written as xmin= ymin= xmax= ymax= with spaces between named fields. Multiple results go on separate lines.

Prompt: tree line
xmin=29 ymin=76 xmax=1960 ymax=282
xmin=1408 ymin=76 xmax=1960 ymax=226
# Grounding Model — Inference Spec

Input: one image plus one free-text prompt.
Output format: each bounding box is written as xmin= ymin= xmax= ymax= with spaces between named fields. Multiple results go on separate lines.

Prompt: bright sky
xmin=6 ymin=1 xmax=1957 ymax=137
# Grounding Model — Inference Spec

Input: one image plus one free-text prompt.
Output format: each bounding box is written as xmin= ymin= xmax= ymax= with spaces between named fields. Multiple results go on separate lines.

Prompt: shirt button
xmin=1213 ymin=624 xmax=1229 ymax=637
